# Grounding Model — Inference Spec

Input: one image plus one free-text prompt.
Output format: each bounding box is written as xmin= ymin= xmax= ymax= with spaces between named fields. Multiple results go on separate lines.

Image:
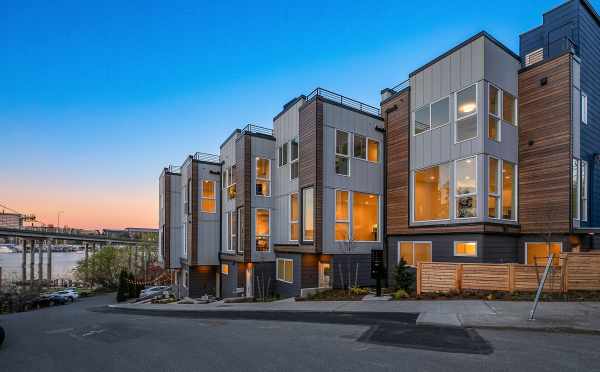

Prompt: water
xmin=0 ymin=251 xmax=86 ymax=283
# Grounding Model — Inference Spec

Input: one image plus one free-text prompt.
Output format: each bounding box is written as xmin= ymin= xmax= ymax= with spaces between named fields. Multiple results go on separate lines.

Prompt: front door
xmin=318 ymin=262 xmax=331 ymax=288
xmin=245 ymin=266 xmax=253 ymax=297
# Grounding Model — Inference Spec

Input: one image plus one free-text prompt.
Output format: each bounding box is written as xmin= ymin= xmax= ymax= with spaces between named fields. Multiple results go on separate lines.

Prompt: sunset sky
xmin=1 ymin=0 xmax=575 ymax=230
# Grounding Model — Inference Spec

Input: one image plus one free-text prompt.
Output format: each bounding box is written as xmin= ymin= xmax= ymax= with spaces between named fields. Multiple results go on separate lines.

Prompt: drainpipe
xmin=380 ymin=104 xmax=398 ymax=288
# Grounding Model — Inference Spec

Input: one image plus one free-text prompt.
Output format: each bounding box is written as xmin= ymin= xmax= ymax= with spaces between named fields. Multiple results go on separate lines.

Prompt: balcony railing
xmin=306 ymin=87 xmax=380 ymax=116
xmin=193 ymin=152 xmax=220 ymax=163
xmin=167 ymin=165 xmax=182 ymax=174
xmin=241 ymin=124 xmax=274 ymax=136
xmin=390 ymin=79 xmax=410 ymax=93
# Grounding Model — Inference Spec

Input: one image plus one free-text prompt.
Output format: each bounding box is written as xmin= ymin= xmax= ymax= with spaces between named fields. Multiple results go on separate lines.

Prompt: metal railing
xmin=193 ymin=152 xmax=220 ymax=163
xmin=241 ymin=124 xmax=273 ymax=136
xmin=306 ymin=87 xmax=380 ymax=116
xmin=390 ymin=79 xmax=410 ymax=93
xmin=167 ymin=165 xmax=181 ymax=174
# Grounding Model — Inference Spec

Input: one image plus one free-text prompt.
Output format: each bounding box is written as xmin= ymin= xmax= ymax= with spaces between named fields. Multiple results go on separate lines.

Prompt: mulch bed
xmin=296 ymin=289 xmax=367 ymax=301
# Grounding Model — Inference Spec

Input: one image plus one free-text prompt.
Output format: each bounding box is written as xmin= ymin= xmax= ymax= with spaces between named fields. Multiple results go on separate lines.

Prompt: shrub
xmin=116 ymin=270 xmax=129 ymax=302
xmin=392 ymin=289 xmax=410 ymax=300
xmin=127 ymin=273 xmax=138 ymax=299
xmin=394 ymin=258 xmax=415 ymax=291
xmin=349 ymin=286 xmax=369 ymax=295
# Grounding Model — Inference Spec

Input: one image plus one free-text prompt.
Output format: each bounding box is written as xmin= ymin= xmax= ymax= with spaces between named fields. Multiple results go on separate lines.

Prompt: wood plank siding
xmin=518 ymin=53 xmax=573 ymax=234
xmin=163 ymin=172 xmax=171 ymax=268
xmin=298 ymin=98 xmax=323 ymax=252
xmin=237 ymin=135 xmax=252 ymax=261
xmin=191 ymin=161 xmax=199 ymax=264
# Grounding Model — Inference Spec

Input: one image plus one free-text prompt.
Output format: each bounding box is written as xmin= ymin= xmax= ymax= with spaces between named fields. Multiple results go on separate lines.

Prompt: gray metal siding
xmin=250 ymin=136 xmax=276 ymax=262
xmin=220 ymin=261 xmax=239 ymax=298
xmin=197 ymin=163 xmax=221 ymax=265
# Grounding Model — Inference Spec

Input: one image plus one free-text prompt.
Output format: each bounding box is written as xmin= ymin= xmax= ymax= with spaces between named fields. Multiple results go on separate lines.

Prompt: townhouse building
xmin=159 ymin=0 xmax=600 ymax=298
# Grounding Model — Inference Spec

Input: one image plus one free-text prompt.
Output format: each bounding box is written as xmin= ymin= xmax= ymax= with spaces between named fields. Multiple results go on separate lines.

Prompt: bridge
xmin=0 ymin=226 xmax=155 ymax=246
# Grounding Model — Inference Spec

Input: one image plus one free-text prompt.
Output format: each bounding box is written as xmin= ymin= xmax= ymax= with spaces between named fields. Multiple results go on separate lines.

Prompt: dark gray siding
xmin=220 ymin=261 xmax=239 ymax=298
xmin=330 ymin=254 xmax=375 ymax=289
xmin=188 ymin=266 xmax=217 ymax=298
xmin=253 ymin=261 xmax=276 ymax=297
xmin=274 ymin=253 xmax=302 ymax=298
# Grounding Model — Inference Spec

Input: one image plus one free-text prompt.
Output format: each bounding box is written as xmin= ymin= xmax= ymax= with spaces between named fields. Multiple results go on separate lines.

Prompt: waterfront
xmin=0 ymin=252 xmax=85 ymax=283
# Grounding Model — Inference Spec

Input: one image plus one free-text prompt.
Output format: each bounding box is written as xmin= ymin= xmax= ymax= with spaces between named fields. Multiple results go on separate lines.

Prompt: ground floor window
xmin=525 ymin=242 xmax=562 ymax=266
xmin=454 ymin=241 xmax=477 ymax=257
xmin=276 ymin=258 xmax=293 ymax=283
xmin=398 ymin=241 xmax=432 ymax=267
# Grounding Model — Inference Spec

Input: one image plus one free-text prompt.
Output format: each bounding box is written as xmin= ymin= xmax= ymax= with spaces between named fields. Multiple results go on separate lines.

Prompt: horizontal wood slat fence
xmin=416 ymin=252 xmax=600 ymax=295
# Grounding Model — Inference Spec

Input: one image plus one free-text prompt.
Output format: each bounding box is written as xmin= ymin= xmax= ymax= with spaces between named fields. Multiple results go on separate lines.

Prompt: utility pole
xmin=38 ymin=239 xmax=43 ymax=285
xmin=21 ymin=239 xmax=27 ymax=284
xmin=57 ymin=211 xmax=64 ymax=229
xmin=30 ymin=240 xmax=35 ymax=285
xmin=47 ymin=239 xmax=53 ymax=285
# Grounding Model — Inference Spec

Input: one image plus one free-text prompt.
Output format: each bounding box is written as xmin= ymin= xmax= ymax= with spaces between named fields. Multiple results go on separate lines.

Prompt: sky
xmin=0 ymin=0 xmax=588 ymax=230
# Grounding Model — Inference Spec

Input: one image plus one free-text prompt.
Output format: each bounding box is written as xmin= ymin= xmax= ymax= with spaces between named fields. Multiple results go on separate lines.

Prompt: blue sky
xmin=0 ymin=0 xmax=586 ymax=229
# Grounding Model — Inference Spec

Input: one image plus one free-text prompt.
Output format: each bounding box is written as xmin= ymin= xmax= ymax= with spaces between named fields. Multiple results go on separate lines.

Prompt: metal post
xmin=30 ymin=240 xmax=35 ymax=284
xmin=47 ymin=239 xmax=53 ymax=283
xmin=85 ymin=243 xmax=89 ymax=285
xmin=21 ymin=239 xmax=27 ymax=284
xmin=38 ymin=240 xmax=44 ymax=285
xmin=529 ymin=253 xmax=554 ymax=321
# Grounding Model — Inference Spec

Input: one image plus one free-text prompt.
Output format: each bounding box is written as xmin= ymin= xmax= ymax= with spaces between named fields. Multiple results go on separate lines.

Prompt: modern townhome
xmin=219 ymin=124 xmax=277 ymax=298
xmin=380 ymin=0 xmax=599 ymax=282
xmin=159 ymin=152 xmax=222 ymax=298
xmin=272 ymin=88 xmax=384 ymax=297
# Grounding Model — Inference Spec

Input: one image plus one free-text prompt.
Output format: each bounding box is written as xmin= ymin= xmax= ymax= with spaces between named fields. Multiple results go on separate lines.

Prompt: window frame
xmin=278 ymin=142 xmax=289 ymax=167
xmin=397 ymin=241 xmax=432 ymax=267
xmin=411 ymin=163 xmax=451 ymax=223
xmin=255 ymin=157 xmax=271 ymax=197
xmin=582 ymin=160 xmax=588 ymax=222
xmin=290 ymin=138 xmax=299 ymax=180
xmin=454 ymin=156 xmax=478 ymax=219
xmin=289 ymin=192 xmax=299 ymax=242
xmin=335 ymin=189 xmax=350 ymax=242
xmin=255 ymin=208 xmax=271 ymax=252
xmin=454 ymin=83 xmax=479 ymax=144
xmin=412 ymin=95 xmax=450 ymax=136
xmin=353 ymin=133 xmax=367 ymax=160
xmin=582 ymin=92 xmax=588 ymax=125
xmin=302 ymin=187 xmax=314 ymax=242
xmin=237 ymin=207 xmax=244 ymax=254
xmin=221 ymin=264 xmax=229 ymax=275
xmin=488 ymin=83 xmax=502 ymax=142
xmin=351 ymin=191 xmax=381 ymax=243
xmin=502 ymin=90 xmax=518 ymax=127
xmin=525 ymin=242 xmax=563 ymax=265
xmin=488 ymin=156 xmax=500 ymax=219
xmin=573 ymin=158 xmax=581 ymax=221
xmin=200 ymin=180 xmax=217 ymax=214
xmin=335 ymin=129 xmax=351 ymax=176
xmin=453 ymin=241 xmax=478 ymax=257
xmin=501 ymin=160 xmax=517 ymax=221
xmin=276 ymin=258 xmax=294 ymax=284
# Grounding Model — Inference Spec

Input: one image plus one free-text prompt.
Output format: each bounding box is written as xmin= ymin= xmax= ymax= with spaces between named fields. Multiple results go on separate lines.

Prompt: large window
xmin=398 ymin=242 xmax=432 ymax=267
xmin=352 ymin=192 xmax=379 ymax=241
xmin=225 ymin=212 xmax=234 ymax=252
xmin=526 ymin=242 xmax=562 ymax=266
xmin=335 ymin=190 xmax=350 ymax=241
xmin=278 ymin=143 xmax=288 ymax=167
xmin=503 ymin=92 xmax=516 ymax=125
xmin=455 ymin=157 xmax=477 ymax=218
xmin=455 ymin=85 xmax=478 ymax=142
xmin=582 ymin=93 xmax=588 ymax=125
xmin=413 ymin=164 xmax=450 ymax=221
xmin=276 ymin=258 xmax=293 ymax=283
xmin=488 ymin=157 xmax=500 ymax=218
xmin=502 ymin=161 xmax=516 ymax=220
xmin=237 ymin=207 xmax=244 ymax=253
xmin=414 ymin=97 xmax=450 ymax=135
xmin=290 ymin=138 xmax=299 ymax=180
xmin=335 ymin=130 xmax=350 ymax=176
xmin=255 ymin=209 xmax=270 ymax=251
xmin=353 ymin=134 xmax=366 ymax=159
xmin=224 ymin=165 xmax=236 ymax=200
xmin=256 ymin=158 xmax=271 ymax=197
xmin=454 ymin=241 xmax=477 ymax=257
xmin=582 ymin=160 xmax=588 ymax=222
xmin=573 ymin=159 xmax=580 ymax=220
xmin=488 ymin=85 xmax=500 ymax=141
xmin=229 ymin=211 xmax=237 ymax=252
xmin=303 ymin=187 xmax=314 ymax=241
xmin=200 ymin=180 xmax=216 ymax=213
xmin=290 ymin=193 xmax=299 ymax=241
xmin=368 ymin=139 xmax=379 ymax=162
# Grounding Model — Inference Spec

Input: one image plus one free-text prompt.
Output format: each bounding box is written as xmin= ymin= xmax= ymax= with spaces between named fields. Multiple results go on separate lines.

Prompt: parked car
xmin=49 ymin=290 xmax=77 ymax=303
xmin=140 ymin=286 xmax=171 ymax=298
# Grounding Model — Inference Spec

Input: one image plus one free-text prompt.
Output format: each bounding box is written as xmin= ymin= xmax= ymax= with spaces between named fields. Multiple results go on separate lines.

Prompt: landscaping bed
xmin=414 ymin=290 xmax=600 ymax=302
xmin=297 ymin=288 xmax=370 ymax=301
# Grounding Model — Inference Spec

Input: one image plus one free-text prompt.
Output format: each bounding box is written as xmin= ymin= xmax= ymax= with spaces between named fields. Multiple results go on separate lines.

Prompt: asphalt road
xmin=1 ymin=294 xmax=599 ymax=372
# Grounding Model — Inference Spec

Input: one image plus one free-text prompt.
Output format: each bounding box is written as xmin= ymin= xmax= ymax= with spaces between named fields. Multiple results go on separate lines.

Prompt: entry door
xmin=318 ymin=262 xmax=331 ymax=288
xmin=245 ymin=266 xmax=253 ymax=297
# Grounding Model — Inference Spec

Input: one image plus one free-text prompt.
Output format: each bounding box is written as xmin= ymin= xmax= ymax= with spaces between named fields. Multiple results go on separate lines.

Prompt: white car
xmin=52 ymin=290 xmax=79 ymax=302
xmin=140 ymin=286 xmax=171 ymax=298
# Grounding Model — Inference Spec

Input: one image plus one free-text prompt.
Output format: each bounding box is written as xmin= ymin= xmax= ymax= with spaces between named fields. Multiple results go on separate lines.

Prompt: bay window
xmin=200 ymin=180 xmax=216 ymax=213
xmin=303 ymin=187 xmax=314 ymax=241
xmin=290 ymin=193 xmax=299 ymax=241
xmin=455 ymin=157 xmax=477 ymax=218
xmin=256 ymin=158 xmax=271 ymax=197
xmin=502 ymin=161 xmax=516 ymax=220
xmin=335 ymin=130 xmax=350 ymax=176
xmin=352 ymin=192 xmax=379 ymax=241
xmin=335 ymin=190 xmax=350 ymax=241
xmin=290 ymin=138 xmax=299 ymax=180
xmin=413 ymin=164 xmax=450 ymax=221
xmin=455 ymin=84 xmax=478 ymax=142
xmin=255 ymin=208 xmax=270 ymax=252
xmin=488 ymin=85 xmax=500 ymax=141
xmin=488 ymin=157 xmax=500 ymax=218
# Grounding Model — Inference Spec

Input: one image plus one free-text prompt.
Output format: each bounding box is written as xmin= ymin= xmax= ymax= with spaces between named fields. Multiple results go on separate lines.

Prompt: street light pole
xmin=57 ymin=211 xmax=64 ymax=229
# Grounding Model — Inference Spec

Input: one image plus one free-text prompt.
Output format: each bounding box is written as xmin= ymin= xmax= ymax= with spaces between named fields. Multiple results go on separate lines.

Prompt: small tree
xmin=127 ymin=272 xmax=138 ymax=299
xmin=394 ymin=258 xmax=414 ymax=291
xmin=116 ymin=270 xmax=128 ymax=302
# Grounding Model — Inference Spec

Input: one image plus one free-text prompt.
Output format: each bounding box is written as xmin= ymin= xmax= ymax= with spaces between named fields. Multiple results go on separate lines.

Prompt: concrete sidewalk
xmin=107 ymin=299 xmax=600 ymax=334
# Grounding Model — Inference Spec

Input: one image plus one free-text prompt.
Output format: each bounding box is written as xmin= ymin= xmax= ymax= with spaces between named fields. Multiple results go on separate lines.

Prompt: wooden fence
xmin=416 ymin=252 xmax=600 ymax=295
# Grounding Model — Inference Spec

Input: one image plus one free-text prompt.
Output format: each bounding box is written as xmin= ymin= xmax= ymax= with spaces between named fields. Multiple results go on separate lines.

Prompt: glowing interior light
xmin=459 ymin=103 xmax=476 ymax=114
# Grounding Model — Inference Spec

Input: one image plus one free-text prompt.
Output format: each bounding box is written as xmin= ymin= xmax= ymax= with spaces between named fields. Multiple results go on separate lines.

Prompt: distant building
xmin=0 ymin=213 xmax=22 ymax=229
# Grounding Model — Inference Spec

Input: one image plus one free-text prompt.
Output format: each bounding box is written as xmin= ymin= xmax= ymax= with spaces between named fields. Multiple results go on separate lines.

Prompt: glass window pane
xmin=284 ymin=260 xmax=293 ymax=283
xmin=202 ymin=181 xmax=215 ymax=199
xmin=228 ymin=184 xmax=236 ymax=199
xmin=335 ymin=223 xmax=349 ymax=241
xmin=414 ymin=164 xmax=450 ymax=221
xmin=352 ymin=192 xmax=379 ymax=241
xmin=572 ymin=159 xmax=580 ymax=220
xmin=291 ymin=162 xmax=299 ymax=180
xmin=457 ymin=85 xmax=477 ymax=119
xmin=503 ymin=92 xmax=516 ymax=124
xmin=256 ymin=158 xmax=270 ymax=179
xmin=527 ymin=243 xmax=548 ymax=266
xmin=256 ymin=180 xmax=270 ymax=196
xmin=303 ymin=188 xmax=314 ymax=241
xmin=456 ymin=157 xmax=476 ymax=195
xmin=291 ymin=139 xmax=299 ymax=160
xmin=335 ymin=155 xmax=349 ymax=176
xmin=456 ymin=196 xmax=477 ymax=218
xmin=414 ymin=242 xmax=432 ymax=265
xmin=368 ymin=139 xmax=379 ymax=162
xmin=336 ymin=131 xmax=349 ymax=155
xmin=290 ymin=223 xmax=299 ymax=241
xmin=431 ymin=97 xmax=449 ymax=128
xmin=201 ymin=200 xmax=216 ymax=213
xmin=455 ymin=242 xmax=477 ymax=256
xmin=550 ymin=243 xmax=562 ymax=266
xmin=488 ymin=196 xmax=499 ymax=219
xmin=336 ymin=190 xmax=349 ymax=220
xmin=290 ymin=193 xmax=299 ymax=221
xmin=277 ymin=259 xmax=285 ymax=280
xmin=256 ymin=209 xmax=269 ymax=236
xmin=488 ymin=116 xmax=499 ymax=141
xmin=353 ymin=134 xmax=366 ymax=159
xmin=282 ymin=143 xmax=288 ymax=165
xmin=489 ymin=85 xmax=500 ymax=116
xmin=502 ymin=161 xmax=515 ymax=220
xmin=414 ymin=105 xmax=430 ymax=134
xmin=456 ymin=115 xmax=477 ymax=142
xmin=399 ymin=242 xmax=414 ymax=266
xmin=489 ymin=158 xmax=498 ymax=194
